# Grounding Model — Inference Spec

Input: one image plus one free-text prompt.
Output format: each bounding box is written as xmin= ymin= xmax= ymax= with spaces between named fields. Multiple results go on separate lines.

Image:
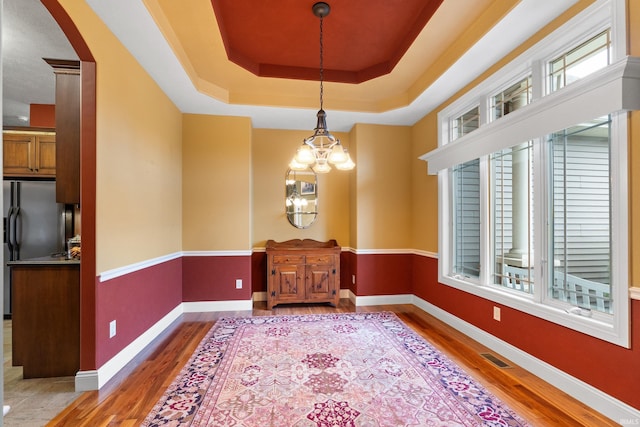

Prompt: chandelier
xmin=289 ymin=2 xmax=355 ymax=174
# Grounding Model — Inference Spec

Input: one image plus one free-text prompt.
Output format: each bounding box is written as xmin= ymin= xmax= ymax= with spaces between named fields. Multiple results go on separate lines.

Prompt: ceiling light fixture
xmin=289 ymin=2 xmax=355 ymax=174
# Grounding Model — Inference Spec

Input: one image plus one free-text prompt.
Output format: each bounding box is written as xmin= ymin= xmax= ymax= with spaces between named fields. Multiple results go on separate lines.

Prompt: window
xmin=491 ymin=76 xmax=532 ymax=120
xmin=491 ymin=78 xmax=535 ymax=295
xmin=452 ymin=160 xmax=481 ymax=278
xmin=441 ymin=111 xmax=625 ymax=344
xmin=423 ymin=0 xmax=631 ymax=346
xmin=548 ymin=117 xmax=612 ymax=313
xmin=451 ymin=106 xmax=479 ymax=141
xmin=492 ymin=142 xmax=534 ymax=294
xmin=451 ymin=108 xmax=482 ymax=278
xmin=549 ymin=29 xmax=611 ymax=92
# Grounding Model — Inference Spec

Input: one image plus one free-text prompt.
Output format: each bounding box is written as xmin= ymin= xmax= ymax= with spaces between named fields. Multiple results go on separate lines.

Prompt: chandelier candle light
xmin=289 ymin=2 xmax=355 ymax=174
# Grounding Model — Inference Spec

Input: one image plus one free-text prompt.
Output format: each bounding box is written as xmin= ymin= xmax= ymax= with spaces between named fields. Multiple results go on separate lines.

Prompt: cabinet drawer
xmin=272 ymin=254 xmax=305 ymax=264
xmin=306 ymin=254 xmax=334 ymax=265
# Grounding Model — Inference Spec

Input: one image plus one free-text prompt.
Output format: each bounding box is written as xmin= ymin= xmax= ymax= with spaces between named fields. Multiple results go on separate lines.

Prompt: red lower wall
xmin=341 ymin=251 xmax=355 ymax=293
xmin=252 ymin=251 xmax=267 ymax=294
xmin=411 ymin=253 xmax=640 ymax=411
xmin=92 ymin=251 xmax=639 ymax=411
xmin=95 ymin=255 xmax=252 ymax=369
xmin=356 ymin=253 xmax=413 ymax=296
xmin=95 ymin=258 xmax=182 ymax=366
xmin=182 ymin=255 xmax=252 ymax=301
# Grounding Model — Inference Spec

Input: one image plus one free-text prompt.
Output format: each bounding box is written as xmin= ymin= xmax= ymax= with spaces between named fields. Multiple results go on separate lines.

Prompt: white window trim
xmin=424 ymin=0 xmax=632 ymax=347
xmin=423 ymin=56 xmax=640 ymax=174
xmin=423 ymin=0 xmax=639 ymax=174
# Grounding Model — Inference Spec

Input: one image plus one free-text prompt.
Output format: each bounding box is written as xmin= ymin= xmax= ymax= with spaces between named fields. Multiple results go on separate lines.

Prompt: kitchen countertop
xmin=7 ymin=255 xmax=80 ymax=266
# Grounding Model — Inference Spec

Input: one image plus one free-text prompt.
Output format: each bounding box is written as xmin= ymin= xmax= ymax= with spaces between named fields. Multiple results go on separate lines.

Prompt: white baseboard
xmin=74 ymin=370 xmax=99 ymax=391
xmin=75 ymin=304 xmax=183 ymax=391
xmin=182 ymin=300 xmax=253 ymax=312
xmin=409 ymin=295 xmax=640 ymax=424
xmin=354 ymin=293 xmax=413 ymax=306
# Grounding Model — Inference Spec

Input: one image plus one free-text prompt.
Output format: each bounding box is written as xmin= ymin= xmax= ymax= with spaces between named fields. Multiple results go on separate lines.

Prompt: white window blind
xmin=452 ymin=160 xmax=481 ymax=278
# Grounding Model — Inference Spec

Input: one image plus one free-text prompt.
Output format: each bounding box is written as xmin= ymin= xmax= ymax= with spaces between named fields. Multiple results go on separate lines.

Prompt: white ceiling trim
xmin=85 ymin=0 xmax=578 ymax=132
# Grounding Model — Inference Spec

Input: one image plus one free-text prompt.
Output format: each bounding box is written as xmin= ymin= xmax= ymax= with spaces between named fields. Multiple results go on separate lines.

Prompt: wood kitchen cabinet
xmin=3 ymin=130 xmax=56 ymax=178
xmin=266 ymin=239 xmax=341 ymax=309
xmin=46 ymin=59 xmax=80 ymax=204
xmin=10 ymin=261 xmax=80 ymax=378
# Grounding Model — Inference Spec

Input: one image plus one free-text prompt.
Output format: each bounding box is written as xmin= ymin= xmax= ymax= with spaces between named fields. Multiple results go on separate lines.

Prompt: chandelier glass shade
xmin=289 ymin=2 xmax=355 ymax=174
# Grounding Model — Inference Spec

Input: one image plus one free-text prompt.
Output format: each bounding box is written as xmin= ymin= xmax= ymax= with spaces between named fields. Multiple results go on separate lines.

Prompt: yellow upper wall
xmin=60 ymin=0 xmax=183 ymax=274
xmin=352 ymin=124 xmax=412 ymax=250
xmin=411 ymin=112 xmax=439 ymax=253
xmin=182 ymin=114 xmax=252 ymax=251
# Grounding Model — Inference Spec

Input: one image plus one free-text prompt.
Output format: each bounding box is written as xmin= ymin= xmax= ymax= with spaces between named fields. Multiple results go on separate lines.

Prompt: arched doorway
xmin=41 ymin=0 xmax=97 ymax=380
xmin=2 ymin=0 xmax=98 ymax=420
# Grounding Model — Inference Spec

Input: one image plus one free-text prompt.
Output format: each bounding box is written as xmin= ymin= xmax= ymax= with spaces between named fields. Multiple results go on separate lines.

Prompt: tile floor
xmin=3 ymin=320 xmax=81 ymax=426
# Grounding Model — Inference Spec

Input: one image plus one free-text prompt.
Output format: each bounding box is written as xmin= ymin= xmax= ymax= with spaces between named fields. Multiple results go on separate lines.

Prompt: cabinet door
xmin=272 ymin=264 xmax=305 ymax=302
xmin=54 ymin=69 xmax=80 ymax=204
xmin=306 ymin=263 xmax=337 ymax=301
xmin=11 ymin=265 xmax=80 ymax=378
xmin=3 ymin=133 xmax=36 ymax=176
xmin=3 ymin=133 xmax=56 ymax=178
xmin=35 ymin=134 xmax=56 ymax=176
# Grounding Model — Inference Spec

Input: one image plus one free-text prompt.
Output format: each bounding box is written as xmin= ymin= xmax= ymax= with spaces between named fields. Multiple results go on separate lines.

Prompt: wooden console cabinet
xmin=266 ymin=239 xmax=341 ymax=309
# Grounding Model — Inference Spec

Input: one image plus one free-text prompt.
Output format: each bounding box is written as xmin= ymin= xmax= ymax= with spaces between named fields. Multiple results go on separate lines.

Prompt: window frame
xmin=489 ymin=74 xmax=533 ymax=121
xmin=547 ymin=29 xmax=612 ymax=93
xmin=433 ymin=0 xmax=630 ymax=347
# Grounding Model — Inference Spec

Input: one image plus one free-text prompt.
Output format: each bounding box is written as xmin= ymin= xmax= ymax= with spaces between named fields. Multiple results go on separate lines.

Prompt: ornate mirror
xmin=285 ymin=168 xmax=318 ymax=228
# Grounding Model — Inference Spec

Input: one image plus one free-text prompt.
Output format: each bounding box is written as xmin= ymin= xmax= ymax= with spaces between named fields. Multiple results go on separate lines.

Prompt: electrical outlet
xmin=109 ymin=320 xmax=117 ymax=338
xmin=352 ymin=275 xmax=356 ymax=284
xmin=493 ymin=306 xmax=501 ymax=321
xmin=236 ymin=279 xmax=242 ymax=289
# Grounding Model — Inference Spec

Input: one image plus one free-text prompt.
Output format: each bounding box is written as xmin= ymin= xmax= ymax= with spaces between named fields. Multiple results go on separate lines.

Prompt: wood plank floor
xmin=48 ymin=301 xmax=617 ymax=426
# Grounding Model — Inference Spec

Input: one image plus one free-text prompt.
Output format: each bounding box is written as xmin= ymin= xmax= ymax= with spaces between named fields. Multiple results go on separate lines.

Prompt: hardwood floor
xmin=45 ymin=301 xmax=617 ymax=426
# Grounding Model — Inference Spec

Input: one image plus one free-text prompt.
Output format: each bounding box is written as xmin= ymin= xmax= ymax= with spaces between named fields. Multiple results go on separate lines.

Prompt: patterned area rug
xmin=143 ymin=312 xmax=530 ymax=426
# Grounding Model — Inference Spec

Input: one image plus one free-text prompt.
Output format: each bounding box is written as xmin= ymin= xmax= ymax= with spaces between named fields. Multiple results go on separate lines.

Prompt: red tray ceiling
xmin=211 ymin=0 xmax=444 ymax=84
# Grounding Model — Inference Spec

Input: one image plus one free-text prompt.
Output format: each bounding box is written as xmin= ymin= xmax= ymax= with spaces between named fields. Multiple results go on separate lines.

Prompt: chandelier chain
xmin=288 ymin=2 xmax=354 ymax=173
xmin=319 ymin=14 xmax=324 ymax=111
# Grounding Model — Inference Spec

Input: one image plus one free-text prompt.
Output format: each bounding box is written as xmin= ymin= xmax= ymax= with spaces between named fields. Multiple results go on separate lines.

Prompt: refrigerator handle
xmin=6 ymin=206 xmax=15 ymax=258
xmin=13 ymin=182 xmax=21 ymax=259
xmin=12 ymin=206 xmax=21 ymax=259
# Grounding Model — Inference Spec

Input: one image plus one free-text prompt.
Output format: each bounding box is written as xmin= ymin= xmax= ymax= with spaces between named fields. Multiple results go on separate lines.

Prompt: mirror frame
xmin=285 ymin=168 xmax=318 ymax=229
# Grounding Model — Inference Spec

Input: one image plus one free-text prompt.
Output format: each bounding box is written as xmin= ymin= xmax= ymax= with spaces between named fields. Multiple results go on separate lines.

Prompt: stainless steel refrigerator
xmin=3 ymin=180 xmax=65 ymax=316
